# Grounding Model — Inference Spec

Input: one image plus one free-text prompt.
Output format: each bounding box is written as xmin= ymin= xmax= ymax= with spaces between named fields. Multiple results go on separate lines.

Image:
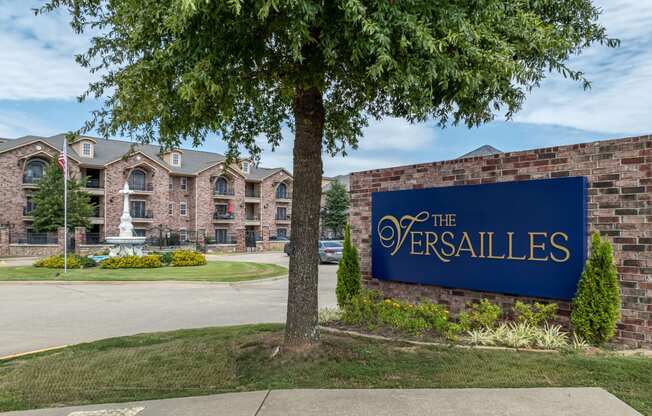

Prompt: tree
xmin=43 ymin=0 xmax=615 ymax=347
xmin=571 ymin=233 xmax=621 ymax=345
xmin=322 ymin=180 xmax=349 ymax=238
xmin=32 ymin=163 xmax=95 ymax=232
xmin=336 ymin=224 xmax=361 ymax=308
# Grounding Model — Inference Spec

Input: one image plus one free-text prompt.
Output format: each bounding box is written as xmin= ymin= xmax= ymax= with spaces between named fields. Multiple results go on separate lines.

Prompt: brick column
xmin=235 ymin=228 xmax=245 ymax=253
xmin=262 ymin=225 xmax=270 ymax=251
xmin=0 ymin=226 xmax=9 ymax=257
xmin=74 ymin=227 xmax=85 ymax=255
xmin=57 ymin=227 xmax=66 ymax=255
xmin=197 ymin=229 xmax=206 ymax=253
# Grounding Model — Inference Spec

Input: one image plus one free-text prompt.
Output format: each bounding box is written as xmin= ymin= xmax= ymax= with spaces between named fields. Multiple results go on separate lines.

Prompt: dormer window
xmin=82 ymin=142 xmax=92 ymax=157
xmin=241 ymin=161 xmax=250 ymax=174
xmin=172 ymin=152 xmax=181 ymax=166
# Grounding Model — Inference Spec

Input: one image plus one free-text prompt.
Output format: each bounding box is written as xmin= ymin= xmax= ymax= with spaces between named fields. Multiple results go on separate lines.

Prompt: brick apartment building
xmin=0 ymin=134 xmax=292 ymax=250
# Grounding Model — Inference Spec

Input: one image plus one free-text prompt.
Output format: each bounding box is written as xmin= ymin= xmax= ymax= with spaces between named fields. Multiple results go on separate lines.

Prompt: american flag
xmin=57 ymin=151 xmax=67 ymax=173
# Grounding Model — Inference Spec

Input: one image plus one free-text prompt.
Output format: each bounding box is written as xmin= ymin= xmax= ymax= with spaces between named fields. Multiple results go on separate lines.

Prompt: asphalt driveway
xmin=0 ymin=252 xmax=337 ymax=357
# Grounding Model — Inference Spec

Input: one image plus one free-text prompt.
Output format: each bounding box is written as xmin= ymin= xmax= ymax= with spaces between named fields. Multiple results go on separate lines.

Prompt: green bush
xmin=159 ymin=252 xmax=173 ymax=265
xmin=341 ymin=290 xmax=456 ymax=336
xmin=571 ymin=233 xmax=620 ymax=345
xmin=336 ymin=224 xmax=361 ymax=307
xmin=171 ymin=250 xmax=207 ymax=267
xmin=101 ymin=255 xmax=162 ymax=269
xmin=513 ymin=301 xmax=557 ymax=327
xmin=34 ymin=255 xmax=96 ymax=269
xmin=458 ymin=299 xmax=501 ymax=331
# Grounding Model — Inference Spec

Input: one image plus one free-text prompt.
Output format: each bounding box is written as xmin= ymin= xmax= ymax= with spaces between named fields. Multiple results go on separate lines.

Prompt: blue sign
xmin=371 ymin=177 xmax=587 ymax=300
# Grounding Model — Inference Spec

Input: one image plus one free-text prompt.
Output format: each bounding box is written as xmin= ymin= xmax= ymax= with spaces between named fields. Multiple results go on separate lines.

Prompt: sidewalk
xmin=1 ymin=388 xmax=642 ymax=416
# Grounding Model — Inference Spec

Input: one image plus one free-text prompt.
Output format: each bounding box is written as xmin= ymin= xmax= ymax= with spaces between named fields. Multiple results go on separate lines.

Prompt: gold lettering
xmin=424 ymin=231 xmax=451 ymax=263
xmin=455 ymin=232 xmax=477 ymax=258
xmin=410 ymin=231 xmax=424 ymax=255
xmin=477 ymin=232 xmax=486 ymax=258
xmin=487 ymin=232 xmax=506 ymax=259
xmin=507 ymin=232 xmax=526 ymax=260
xmin=440 ymin=231 xmax=456 ymax=257
xmin=550 ymin=232 xmax=571 ymax=263
xmin=528 ymin=232 xmax=549 ymax=261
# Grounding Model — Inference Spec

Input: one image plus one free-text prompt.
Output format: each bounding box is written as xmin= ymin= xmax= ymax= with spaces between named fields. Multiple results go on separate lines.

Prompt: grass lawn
xmin=0 ymin=324 xmax=650 ymax=414
xmin=0 ymin=261 xmax=287 ymax=282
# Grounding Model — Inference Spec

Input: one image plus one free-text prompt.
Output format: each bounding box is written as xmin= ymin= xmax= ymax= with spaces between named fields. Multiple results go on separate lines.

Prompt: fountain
xmin=105 ymin=182 xmax=146 ymax=257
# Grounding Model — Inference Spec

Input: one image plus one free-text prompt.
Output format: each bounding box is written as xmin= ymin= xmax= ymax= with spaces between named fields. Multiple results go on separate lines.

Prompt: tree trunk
xmin=284 ymin=85 xmax=325 ymax=347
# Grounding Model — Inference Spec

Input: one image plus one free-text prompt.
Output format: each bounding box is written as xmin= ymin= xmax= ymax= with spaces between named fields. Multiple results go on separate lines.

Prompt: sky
xmin=1 ymin=1 xmax=651 ymax=176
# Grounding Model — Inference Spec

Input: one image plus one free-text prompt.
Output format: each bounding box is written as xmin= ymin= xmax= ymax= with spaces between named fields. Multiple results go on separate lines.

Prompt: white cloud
xmin=0 ymin=1 xmax=93 ymax=100
xmin=358 ymin=118 xmax=435 ymax=150
xmin=516 ymin=0 xmax=652 ymax=134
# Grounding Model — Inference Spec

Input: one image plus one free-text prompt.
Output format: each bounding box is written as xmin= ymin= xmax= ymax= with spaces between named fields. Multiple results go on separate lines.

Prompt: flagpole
xmin=63 ymin=139 xmax=68 ymax=274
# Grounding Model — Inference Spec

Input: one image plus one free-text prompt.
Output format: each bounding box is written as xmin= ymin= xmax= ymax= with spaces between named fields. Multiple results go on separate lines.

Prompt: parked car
xmin=283 ymin=240 xmax=344 ymax=264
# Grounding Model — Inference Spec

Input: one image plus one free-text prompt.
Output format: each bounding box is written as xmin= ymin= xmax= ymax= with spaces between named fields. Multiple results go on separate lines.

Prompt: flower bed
xmin=34 ymin=255 xmax=97 ymax=269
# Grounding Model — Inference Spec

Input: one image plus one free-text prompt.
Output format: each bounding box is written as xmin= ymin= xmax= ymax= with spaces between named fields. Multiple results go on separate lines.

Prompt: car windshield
xmin=321 ymin=241 xmax=342 ymax=248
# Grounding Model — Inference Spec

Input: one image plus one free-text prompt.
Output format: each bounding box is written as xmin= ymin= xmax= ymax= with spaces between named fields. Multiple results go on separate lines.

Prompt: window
xmin=277 ymin=228 xmax=287 ymax=238
xmin=172 ymin=152 xmax=180 ymax=166
xmin=215 ymin=177 xmax=228 ymax=194
xmin=276 ymin=206 xmax=287 ymax=220
xmin=129 ymin=169 xmax=146 ymax=191
xmin=23 ymin=159 xmax=47 ymax=184
xmin=130 ymin=200 xmax=146 ymax=218
xmin=241 ymin=161 xmax=250 ymax=174
xmin=168 ymin=202 xmax=174 ymax=215
xmin=25 ymin=196 xmax=36 ymax=215
xmin=134 ymin=229 xmax=146 ymax=237
xmin=179 ymin=229 xmax=188 ymax=242
xmin=82 ymin=142 xmax=92 ymax=157
xmin=276 ymin=183 xmax=288 ymax=199
xmin=215 ymin=228 xmax=228 ymax=244
xmin=169 ymin=179 xmax=173 ymax=191
xmin=180 ymin=177 xmax=187 ymax=191
xmin=180 ymin=201 xmax=188 ymax=216
xmin=215 ymin=204 xmax=227 ymax=215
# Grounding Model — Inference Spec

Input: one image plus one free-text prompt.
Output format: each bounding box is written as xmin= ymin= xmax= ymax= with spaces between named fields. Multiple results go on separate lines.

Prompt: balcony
xmin=131 ymin=210 xmax=154 ymax=222
xmin=129 ymin=182 xmax=154 ymax=194
xmin=245 ymin=214 xmax=260 ymax=225
xmin=245 ymin=188 xmax=260 ymax=202
xmin=83 ymin=177 xmax=105 ymax=194
xmin=22 ymin=206 xmax=35 ymax=219
xmin=213 ymin=212 xmax=235 ymax=223
xmin=213 ymin=188 xmax=236 ymax=199
xmin=22 ymin=176 xmax=41 ymax=188
xmin=90 ymin=207 xmax=104 ymax=224
xmin=276 ymin=192 xmax=292 ymax=202
xmin=275 ymin=213 xmax=291 ymax=223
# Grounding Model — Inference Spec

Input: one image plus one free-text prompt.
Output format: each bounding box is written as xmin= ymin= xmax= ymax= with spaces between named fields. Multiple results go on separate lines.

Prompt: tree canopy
xmin=322 ymin=180 xmax=349 ymax=238
xmin=32 ymin=163 xmax=95 ymax=232
xmin=41 ymin=0 xmax=615 ymax=159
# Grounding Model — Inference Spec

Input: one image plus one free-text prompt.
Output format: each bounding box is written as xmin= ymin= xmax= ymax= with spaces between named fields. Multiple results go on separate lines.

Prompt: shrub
xmin=513 ymin=301 xmax=557 ymax=327
xmin=341 ymin=290 xmax=454 ymax=336
xmin=571 ymin=233 xmax=620 ymax=345
xmin=159 ymin=252 xmax=173 ymax=266
xmin=34 ymin=255 xmax=96 ymax=269
xmin=171 ymin=250 xmax=207 ymax=267
xmin=336 ymin=224 xmax=361 ymax=307
xmin=101 ymin=255 xmax=162 ymax=269
xmin=319 ymin=307 xmax=343 ymax=323
xmin=458 ymin=299 xmax=501 ymax=331
xmin=466 ymin=322 xmax=570 ymax=350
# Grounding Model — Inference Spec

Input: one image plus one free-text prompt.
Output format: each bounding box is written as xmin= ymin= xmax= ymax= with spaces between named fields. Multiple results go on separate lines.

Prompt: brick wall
xmin=349 ymin=135 xmax=652 ymax=347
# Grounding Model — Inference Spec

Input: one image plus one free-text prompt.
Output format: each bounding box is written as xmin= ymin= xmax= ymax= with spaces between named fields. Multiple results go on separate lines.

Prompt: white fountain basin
xmin=105 ymin=237 xmax=146 ymax=245
xmin=105 ymin=236 xmax=146 ymax=257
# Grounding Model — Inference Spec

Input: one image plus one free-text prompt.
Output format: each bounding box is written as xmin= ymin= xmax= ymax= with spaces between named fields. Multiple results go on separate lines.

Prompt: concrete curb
xmin=0 ymin=274 xmax=288 ymax=286
xmin=0 ymin=345 xmax=69 ymax=361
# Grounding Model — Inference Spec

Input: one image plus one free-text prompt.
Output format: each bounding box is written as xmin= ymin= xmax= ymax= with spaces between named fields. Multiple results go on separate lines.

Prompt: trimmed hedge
xmin=101 ymin=255 xmax=162 ymax=269
xmin=171 ymin=250 xmax=207 ymax=267
xmin=34 ymin=255 xmax=96 ymax=269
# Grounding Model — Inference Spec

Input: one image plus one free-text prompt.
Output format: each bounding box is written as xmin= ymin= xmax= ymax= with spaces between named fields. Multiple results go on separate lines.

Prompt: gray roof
xmin=457 ymin=145 xmax=503 ymax=159
xmin=323 ymin=174 xmax=350 ymax=191
xmin=0 ymin=133 xmax=288 ymax=179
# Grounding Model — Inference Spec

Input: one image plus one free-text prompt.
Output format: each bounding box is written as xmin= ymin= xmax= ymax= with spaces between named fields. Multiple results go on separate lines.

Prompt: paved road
xmin=0 ymin=252 xmax=337 ymax=357
xmin=1 ymin=388 xmax=642 ymax=416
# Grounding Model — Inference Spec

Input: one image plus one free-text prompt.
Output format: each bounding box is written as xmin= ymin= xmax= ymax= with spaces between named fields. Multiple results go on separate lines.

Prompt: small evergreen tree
xmin=571 ymin=233 xmax=621 ymax=345
xmin=322 ymin=180 xmax=349 ymax=239
xmin=336 ymin=224 xmax=361 ymax=308
xmin=32 ymin=163 xmax=95 ymax=232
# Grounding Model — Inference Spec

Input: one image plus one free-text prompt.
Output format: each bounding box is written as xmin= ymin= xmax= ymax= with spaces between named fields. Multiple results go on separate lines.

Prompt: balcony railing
xmin=22 ymin=176 xmax=42 ymax=185
xmin=276 ymin=192 xmax=292 ymax=200
xmin=245 ymin=214 xmax=260 ymax=221
xmin=129 ymin=182 xmax=154 ymax=192
xmin=213 ymin=212 xmax=235 ymax=220
xmin=23 ymin=206 xmax=35 ymax=216
xmin=213 ymin=188 xmax=235 ymax=196
xmin=131 ymin=210 xmax=154 ymax=219
xmin=275 ymin=214 xmax=290 ymax=221
xmin=245 ymin=189 xmax=260 ymax=198
xmin=84 ymin=177 xmax=102 ymax=188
